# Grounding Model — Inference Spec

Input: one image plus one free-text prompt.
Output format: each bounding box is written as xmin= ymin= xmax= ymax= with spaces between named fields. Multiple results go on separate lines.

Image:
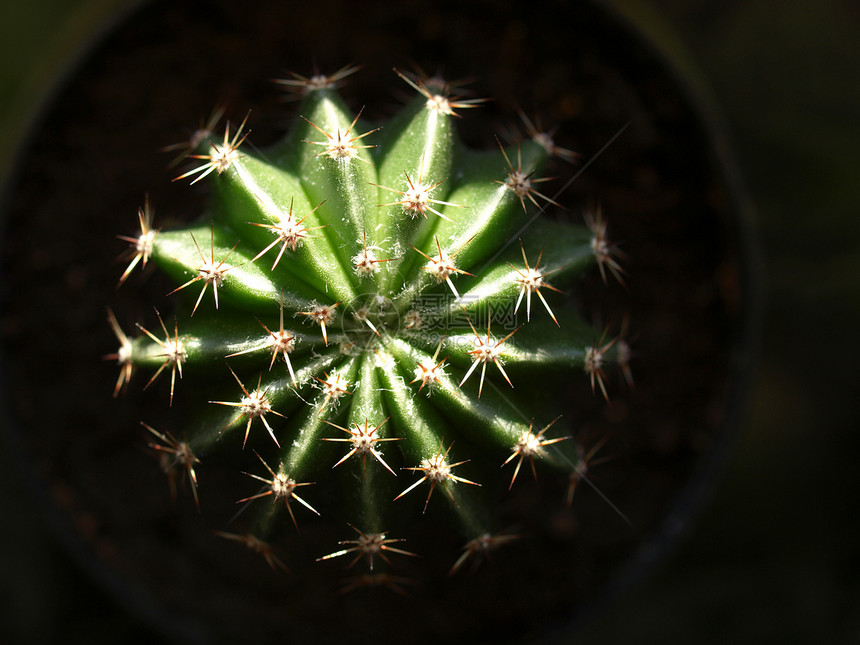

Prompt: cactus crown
xmin=108 ymin=66 xmax=626 ymax=585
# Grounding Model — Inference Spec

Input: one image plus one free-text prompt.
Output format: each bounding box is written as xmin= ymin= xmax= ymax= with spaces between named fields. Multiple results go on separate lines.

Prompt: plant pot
xmin=0 ymin=0 xmax=757 ymax=643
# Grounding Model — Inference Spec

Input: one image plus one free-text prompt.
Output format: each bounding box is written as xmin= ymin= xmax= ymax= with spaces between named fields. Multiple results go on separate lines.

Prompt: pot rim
xmin=0 ymin=1 xmax=762 ymax=642
xmin=557 ymin=0 xmax=762 ymax=637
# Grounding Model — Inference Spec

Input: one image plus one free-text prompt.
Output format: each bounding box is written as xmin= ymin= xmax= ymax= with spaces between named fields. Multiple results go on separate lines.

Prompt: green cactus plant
xmin=107 ymin=66 xmax=627 ymax=584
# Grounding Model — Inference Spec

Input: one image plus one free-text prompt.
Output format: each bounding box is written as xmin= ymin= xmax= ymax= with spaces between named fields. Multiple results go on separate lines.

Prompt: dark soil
xmin=0 ymin=1 xmax=755 ymax=643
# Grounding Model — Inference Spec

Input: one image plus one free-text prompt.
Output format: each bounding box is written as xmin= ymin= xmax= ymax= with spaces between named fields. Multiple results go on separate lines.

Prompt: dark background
xmin=1 ymin=0 xmax=857 ymax=643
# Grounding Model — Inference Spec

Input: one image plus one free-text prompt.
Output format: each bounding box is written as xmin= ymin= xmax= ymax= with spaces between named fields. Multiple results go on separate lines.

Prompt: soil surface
xmin=0 ymin=1 xmax=753 ymax=643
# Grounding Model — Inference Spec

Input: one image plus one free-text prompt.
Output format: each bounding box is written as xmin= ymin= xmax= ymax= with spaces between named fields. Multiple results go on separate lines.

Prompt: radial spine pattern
xmin=108 ymin=68 xmax=626 ymax=583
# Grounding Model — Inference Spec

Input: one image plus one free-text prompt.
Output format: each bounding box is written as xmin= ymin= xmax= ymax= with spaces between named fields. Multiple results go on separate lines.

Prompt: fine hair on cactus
xmin=107 ymin=65 xmax=630 ymax=589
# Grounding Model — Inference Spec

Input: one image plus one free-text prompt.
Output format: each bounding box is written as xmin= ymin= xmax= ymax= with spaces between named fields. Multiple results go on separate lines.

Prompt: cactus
xmin=107 ymin=67 xmax=627 ymax=585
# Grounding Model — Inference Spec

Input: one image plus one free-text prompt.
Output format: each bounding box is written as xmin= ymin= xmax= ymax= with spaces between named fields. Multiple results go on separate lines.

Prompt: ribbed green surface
xmin=111 ymin=70 xmax=622 ymax=575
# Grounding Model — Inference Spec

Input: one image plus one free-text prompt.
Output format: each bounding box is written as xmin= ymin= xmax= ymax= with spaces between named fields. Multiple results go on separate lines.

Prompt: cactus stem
xmin=394 ymin=442 xmax=481 ymax=514
xmin=502 ymin=416 xmax=569 ymax=489
xmin=214 ymin=531 xmax=289 ymax=572
xmin=511 ymin=243 xmax=564 ymax=326
xmin=173 ymin=112 xmax=250 ymax=184
xmin=210 ymin=367 xmax=284 ymax=448
xmin=316 ymin=524 xmax=417 ymax=570
xmin=109 ymin=66 xmax=629 ymax=580
xmin=321 ymin=418 xmax=400 ymax=476
xmin=301 ymin=108 xmax=379 ymax=161
xmin=105 ymin=308 xmax=134 ymax=397
xmin=239 ymin=452 xmax=319 ymax=531
xmin=135 ymin=309 xmax=186 ymax=405
xmin=116 ymin=195 xmax=158 ymax=286
xmin=142 ymin=421 xmax=200 ymax=509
